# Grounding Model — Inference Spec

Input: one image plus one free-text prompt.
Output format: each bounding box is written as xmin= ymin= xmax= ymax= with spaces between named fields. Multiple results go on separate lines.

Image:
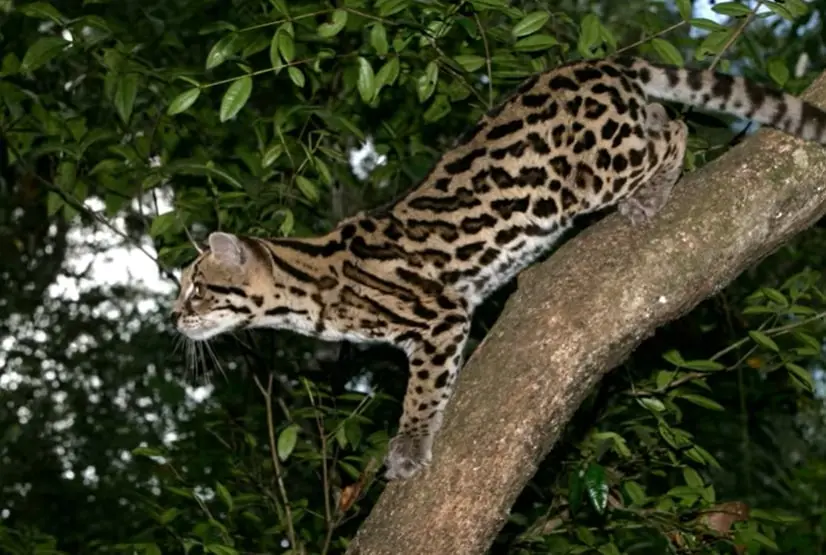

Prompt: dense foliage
xmin=1 ymin=0 xmax=825 ymax=553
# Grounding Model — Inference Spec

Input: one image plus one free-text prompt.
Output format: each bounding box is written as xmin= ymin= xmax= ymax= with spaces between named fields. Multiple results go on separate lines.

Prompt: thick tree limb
xmin=346 ymin=71 xmax=826 ymax=555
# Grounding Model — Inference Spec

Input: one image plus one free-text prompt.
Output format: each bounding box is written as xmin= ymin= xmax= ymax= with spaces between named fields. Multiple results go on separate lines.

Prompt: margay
xmin=172 ymin=56 xmax=826 ymax=480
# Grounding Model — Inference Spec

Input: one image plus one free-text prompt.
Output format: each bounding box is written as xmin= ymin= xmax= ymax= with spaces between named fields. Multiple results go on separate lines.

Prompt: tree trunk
xmin=346 ymin=70 xmax=826 ymax=555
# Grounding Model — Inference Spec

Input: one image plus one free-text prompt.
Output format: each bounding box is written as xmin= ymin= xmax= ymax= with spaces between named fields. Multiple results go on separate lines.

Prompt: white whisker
xmin=205 ymin=341 xmax=225 ymax=378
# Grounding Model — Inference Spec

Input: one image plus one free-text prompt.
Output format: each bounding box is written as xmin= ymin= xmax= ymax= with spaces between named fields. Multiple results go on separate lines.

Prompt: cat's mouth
xmin=179 ymin=325 xmax=221 ymax=341
xmin=176 ymin=315 xmax=243 ymax=341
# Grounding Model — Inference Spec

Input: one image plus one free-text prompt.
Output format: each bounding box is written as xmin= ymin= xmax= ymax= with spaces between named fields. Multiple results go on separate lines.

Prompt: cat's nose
xmin=170 ymin=310 xmax=180 ymax=325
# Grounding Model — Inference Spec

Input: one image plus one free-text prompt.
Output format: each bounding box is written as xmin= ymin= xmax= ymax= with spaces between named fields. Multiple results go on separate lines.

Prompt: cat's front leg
xmin=385 ymin=312 xmax=470 ymax=480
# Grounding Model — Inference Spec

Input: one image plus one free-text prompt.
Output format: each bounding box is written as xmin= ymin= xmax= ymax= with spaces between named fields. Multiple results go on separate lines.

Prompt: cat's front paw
xmin=384 ymin=433 xmax=433 ymax=480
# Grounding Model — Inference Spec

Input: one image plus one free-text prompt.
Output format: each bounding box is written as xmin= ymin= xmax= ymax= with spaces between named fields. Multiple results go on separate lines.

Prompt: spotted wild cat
xmin=171 ymin=56 xmax=826 ymax=480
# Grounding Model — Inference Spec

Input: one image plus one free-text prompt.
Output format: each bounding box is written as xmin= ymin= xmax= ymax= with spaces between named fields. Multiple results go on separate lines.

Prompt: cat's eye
xmin=191 ymin=283 xmax=205 ymax=298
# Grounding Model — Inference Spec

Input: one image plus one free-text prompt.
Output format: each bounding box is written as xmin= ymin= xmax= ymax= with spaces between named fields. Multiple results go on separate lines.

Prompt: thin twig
xmin=201 ymin=52 xmax=356 ymax=89
xmin=237 ymin=9 xmax=331 ymax=33
xmin=305 ymin=382 xmax=335 ymax=555
xmin=709 ymin=3 xmax=761 ymax=71
xmin=616 ymin=20 xmax=688 ymax=55
xmin=253 ymin=373 xmax=302 ymax=554
xmin=473 ymin=13 xmax=494 ymax=108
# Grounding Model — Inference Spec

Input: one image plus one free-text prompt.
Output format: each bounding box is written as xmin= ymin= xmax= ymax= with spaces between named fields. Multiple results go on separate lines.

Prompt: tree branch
xmin=346 ymin=69 xmax=826 ymax=555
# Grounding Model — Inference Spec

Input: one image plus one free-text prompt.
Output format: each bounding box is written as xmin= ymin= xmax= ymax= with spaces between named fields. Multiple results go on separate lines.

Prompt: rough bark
xmin=346 ymin=71 xmax=826 ymax=555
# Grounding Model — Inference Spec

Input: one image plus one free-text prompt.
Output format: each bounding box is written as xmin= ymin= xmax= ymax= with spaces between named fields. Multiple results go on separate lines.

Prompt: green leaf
xmin=166 ymin=486 xmax=194 ymax=499
xmin=278 ymin=31 xmax=295 ymax=62
xmin=681 ymin=359 xmax=725 ymax=371
xmin=168 ymin=88 xmax=201 ymax=115
xmin=150 ymin=213 xmax=178 ymax=237
xmin=655 ymin=370 xmax=677 ymax=389
xmin=417 ymin=61 xmax=439 ymax=103
xmin=18 ymin=2 xmax=65 ymax=23
xmin=262 ymin=144 xmax=284 ymax=168
xmin=423 ymin=94 xmax=451 ymax=122
xmin=679 ymin=393 xmax=724 ymax=411
xmin=742 ymin=305 xmax=776 ymax=315
xmin=511 ymin=12 xmax=550 ymax=38
xmin=314 ymin=157 xmax=333 ymax=185
xmin=370 ymin=23 xmax=389 ymax=55
xmin=469 ymin=0 xmax=509 ymax=10
xmin=158 ymin=508 xmax=180 ymax=525
xmin=357 ymin=57 xmax=376 ymax=103
xmin=242 ymin=33 xmax=270 ymax=58
xmin=781 ymin=0 xmax=810 ymax=17
xmin=767 ymin=58 xmax=789 ymax=87
xmin=335 ymin=423 xmax=348 ymax=448
xmin=785 ymin=362 xmax=814 ymax=392
xmin=270 ymin=0 xmax=289 ymax=15
xmin=132 ymin=446 xmax=164 ymax=458
xmin=215 ymin=482 xmax=233 ymax=511
xmin=269 ymin=31 xmax=281 ymax=70
xmin=761 ymin=287 xmax=788 ymax=305
xmin=114 ymin=73 xmax=138 ymax=123
xmin=576 ymin=526 xmax=597 ymax=546
xmin=1 ymin=53 xmax=20 ymax=76
xmin=689 ymin=444 xmax=721 ymax=469
xmin=689 ymin=18 xmax=727 ymax=32
xmin=140 ymin=543 xmax=163 ymax=555
xmin=513 ymin=34 xmax=559 ymax=52
xmin=376 ymin=57 xmax=400 ymax=87
xmin=651 ymin=38 xmax=683 ymax=66
xmin=56 ymin=161 xmax=76 ymax=189
xmin=219 ymin=75 xmax=252 ymax=122
xmin=667 ymin=485 xmax=700 ymax=502
xmin=204 ymin=546 xmax=239 ymax=555
xmin=676 ymin=0 xmax=692 ymax=19
xmin=767 ymin=3 xmax=794 ymax=19
xmin=89 ymin=159 xmax=123 ymax=176
xmin=377 ymin=0 xmax=409 ymax=17
xmin=638 ymin=397 xmax=666 ymax=412
xmin=288 ymin=66 xmax=305 ymax=87
xmin=584 ymin=463 xmax=609 ymax=514
xmin=793 ymin=331 xmax=821 ymax=350
xmin=697 ymin=29 xmax=735 ymax=57
xmin=750 ymin=508 xmax=803 ymax=524
xmin=279 ymin=209 xmax=294 ymax=236
xmin=712 ymin=1 xmax=753 ymax=16
xmin=662 ymin=349 xmax=685 ymax=366
xmin=206 ymin=34 xmax=239 ymax=69
xmin=295 ymin=175 xmax=319 ymax=202
xmin=47 ymin=192 xmax=64 ymax=216
xmin=454 ymin=55 xmax=485 ymax=73
xmin=579 ymin=14 xmax=602 ymax=52
xmin=568 ymin=468 xmax=585 ymax=513
xmin=592 ymin=431 xmax=631 ymax=458
xmin=598 ymin=543 xmax=621 ymax=555
xmin=764 ymin=0 xmax=797 ymax=20
xmin=20 ymin=37 xmax=68 ymax=73
xmin=749 ymin=330 xmax=779 ymax=352
xmin=750 ymin=532 xmax=779 ymax=551
xmin=276 ymin=425 xmax=298 ymax=461
xmin=318 ymin=9 xmax=347 ymax=38
xmin=623 ymin=481 xmax=646 ymax=505
xmin=682 ymin=467 xmax=704 ymax=488
xmin=344 ymin=419 xmax=362 ymax=448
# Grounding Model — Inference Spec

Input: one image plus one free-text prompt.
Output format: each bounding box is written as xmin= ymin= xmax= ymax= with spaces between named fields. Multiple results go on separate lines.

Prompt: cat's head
xmin=171 ymin=232 xmax=270 ymax=341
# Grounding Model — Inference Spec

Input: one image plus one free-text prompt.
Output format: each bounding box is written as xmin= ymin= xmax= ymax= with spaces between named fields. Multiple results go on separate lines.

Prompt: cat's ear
xmin=208 ymin=232 xmax=248 ymax=268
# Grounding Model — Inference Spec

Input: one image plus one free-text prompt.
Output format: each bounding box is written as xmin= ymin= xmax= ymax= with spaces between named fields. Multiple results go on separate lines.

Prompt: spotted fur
xmin=172 ymin=56 xmax=826 ymax=480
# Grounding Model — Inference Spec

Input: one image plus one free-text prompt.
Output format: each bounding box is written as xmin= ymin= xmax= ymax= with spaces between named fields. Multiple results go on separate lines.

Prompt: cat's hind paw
xmin=384 ymin=433 xmax=433 ymax=480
